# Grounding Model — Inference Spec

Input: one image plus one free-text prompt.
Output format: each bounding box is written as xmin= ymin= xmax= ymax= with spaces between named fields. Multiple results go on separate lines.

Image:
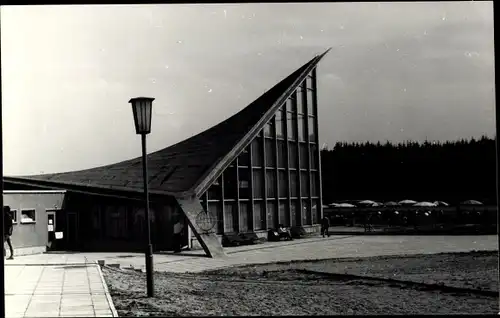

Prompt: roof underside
xmin=5 ymin=52 xmax=327 ymax=197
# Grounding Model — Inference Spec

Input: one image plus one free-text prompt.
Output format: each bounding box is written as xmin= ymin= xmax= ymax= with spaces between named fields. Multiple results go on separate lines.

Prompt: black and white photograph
xmin=1 ymin=2 xmax=497 ymax=316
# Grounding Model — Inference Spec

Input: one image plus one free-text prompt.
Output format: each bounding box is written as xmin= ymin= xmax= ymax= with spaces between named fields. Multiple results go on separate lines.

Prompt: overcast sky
xmin=1 ymin=2 xmax=495 ymax=176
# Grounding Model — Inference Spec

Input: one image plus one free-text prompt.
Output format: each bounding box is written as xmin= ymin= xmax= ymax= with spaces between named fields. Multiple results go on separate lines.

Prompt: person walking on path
xmin=173 ymin=217 xmax=184 ymax=253
xmin=321 ymin=216 xmax=330 ymax=238
xmin=4 ymin=206 xmax=14 ymax=260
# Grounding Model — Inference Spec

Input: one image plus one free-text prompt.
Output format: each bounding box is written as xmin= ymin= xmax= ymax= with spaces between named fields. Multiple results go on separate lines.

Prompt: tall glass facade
xmin=202 ymin=69 xmax=321 ymax=234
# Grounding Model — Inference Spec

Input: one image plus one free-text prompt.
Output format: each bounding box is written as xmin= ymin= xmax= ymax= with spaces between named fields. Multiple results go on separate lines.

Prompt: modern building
xmin=3 ymin=190 xmax=66 ymax=256
xmin=3 ymin=50 xmax=329 ymax=258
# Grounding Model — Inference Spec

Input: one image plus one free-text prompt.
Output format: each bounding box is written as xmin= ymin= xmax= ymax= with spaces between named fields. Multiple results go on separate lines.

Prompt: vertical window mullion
xmin=274 ymin=115 xmax=280 ymax=225
xmin=293 ymin=89 xmax=302 ymax=226
xmin=220 ymin=173 xmax=225 ymax=234
xmin=284 ymin=103 xmax=292 ymax=227
xmin=203 ymin=192 xmax=208 ymax=211
xmin=235 ymin=158 xmax=240 ymax=232
xmin=261 ymin=133 xmax=268 ymax=230
xmin=311 ymin=67 xmax=323 ymax=221
xmin=304 ymin=79 xmax=313 ymax=225
xmin=249 ymin=144 xmax=255 ymax=231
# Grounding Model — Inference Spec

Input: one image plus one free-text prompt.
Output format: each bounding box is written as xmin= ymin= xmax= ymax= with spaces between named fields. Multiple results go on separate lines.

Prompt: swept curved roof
xmin=5 ymin=50 xmax=329 ymax=198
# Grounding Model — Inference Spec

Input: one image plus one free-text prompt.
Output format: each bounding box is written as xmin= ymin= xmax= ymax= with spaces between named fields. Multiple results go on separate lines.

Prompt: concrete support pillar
xmin=176 ymin=197 xmax=227 ymax=259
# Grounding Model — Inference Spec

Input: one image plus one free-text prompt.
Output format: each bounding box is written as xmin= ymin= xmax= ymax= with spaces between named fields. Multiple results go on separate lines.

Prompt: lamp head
xmin=129 ymin=97 xmax=155 ymax=135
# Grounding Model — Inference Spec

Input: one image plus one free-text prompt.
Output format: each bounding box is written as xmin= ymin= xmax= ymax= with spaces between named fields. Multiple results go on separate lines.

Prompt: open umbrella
xmin=461 ymin=200 xmax=483 ymax=205
xmin=413 ymin=201 xmax=437 ymax=207
xmin=433 ymin=201 xmax=449 ymax=207
xmin=384 ymin=201 xmax=400 ymax=206
xmin=399 ymin=199 xmax=417 ymax=205
xmin=358 ymin=200 xmax=377 ymax=206
xmin=337 ymin=203 xmax=356 ymax=208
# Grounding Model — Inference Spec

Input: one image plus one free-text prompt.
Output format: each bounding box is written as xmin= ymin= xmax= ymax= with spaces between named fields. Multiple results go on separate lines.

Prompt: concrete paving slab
xmin=5 ymin=295 xmax=31 ymax=309
xmin=94 ymin=304 xmax=113 ymax=311
xmin=60 ymin=305 xmax=94 ymax=311
xmin=24 ymin=313 xmax=57 ymax=317
xmin=59 ymin=311 xmax=95 ymax=316
xmin=92 ymin=296 xmax=110 ymax=301
xmin=25 ymin=306 xmax=60 ymax=311
xmin=4 ymin=262 xmax=118 ymax=318
xmin=33 ymin=291 xmax=62 ymax=296
xmin=94 ymin=310 xmax=113 ymax=315
xmin=30 ymin=294 xmax=61 ymax=301
xmin=60 ymin=297 xmax=93 ymax=302
xmin=35 ymin=285 xmax=63 ymax=290
xmin=25 ymin=308 xmax=60 ymax=315
xmin=10 ymin=290 xmax=37 ymax=295
xmin=60 ymin=302 xmax=93 ymax=307
xmin=24 ymin=314 xmax=60 ymax=318
xmin=91 ymin=288 xmax=106 ymax=293
xmin=6 ymin=313 xmax=28 ymax=318
xmin=61 ymin=294 xmax=93 ymax=299
xmin=27 ymin=303 xmax=60 ymax=310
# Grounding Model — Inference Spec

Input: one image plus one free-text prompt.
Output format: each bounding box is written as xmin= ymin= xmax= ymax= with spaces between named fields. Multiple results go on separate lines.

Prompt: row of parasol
xmin=328 ymin=199 xmax=484 ymax=208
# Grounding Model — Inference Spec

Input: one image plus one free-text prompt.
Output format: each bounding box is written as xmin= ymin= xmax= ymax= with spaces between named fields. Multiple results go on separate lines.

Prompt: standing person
xmin=364 ymin=213 xmax=373 ymax=232
xmin=173 ymin=217 xmax=184 ymax=253
xmin=4 ymin=206 xmax=14 ymax=260
xmin=321 ymin=216 xmax=330 ymax=238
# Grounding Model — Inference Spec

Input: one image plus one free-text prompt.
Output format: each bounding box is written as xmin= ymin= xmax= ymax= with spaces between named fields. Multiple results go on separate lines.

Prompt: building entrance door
xmin=46 ymin=210 xmax=57 ymax=250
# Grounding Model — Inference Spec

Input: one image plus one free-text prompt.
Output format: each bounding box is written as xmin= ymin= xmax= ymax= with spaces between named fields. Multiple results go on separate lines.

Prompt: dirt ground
xmin=215 ymin=250 xmax=499 ymax=292
xmin=103 ymin=251 xmax=499 ymax=316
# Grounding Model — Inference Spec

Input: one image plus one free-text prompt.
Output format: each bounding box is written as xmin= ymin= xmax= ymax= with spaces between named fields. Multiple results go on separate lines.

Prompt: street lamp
xmin=129 ymin=97 xmax=155 ymax=297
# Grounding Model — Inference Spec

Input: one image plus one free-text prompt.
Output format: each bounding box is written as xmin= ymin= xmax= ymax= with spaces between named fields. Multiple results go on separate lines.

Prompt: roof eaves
xmin=3 ymin=176 xmax=176 ymax=198
xmin=191 ymin=52 xmax=327 ymax=198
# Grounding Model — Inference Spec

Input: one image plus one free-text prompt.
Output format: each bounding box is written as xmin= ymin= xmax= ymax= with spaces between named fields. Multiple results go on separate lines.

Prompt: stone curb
xmin=95 ymin=261 xmax=119 ymax=317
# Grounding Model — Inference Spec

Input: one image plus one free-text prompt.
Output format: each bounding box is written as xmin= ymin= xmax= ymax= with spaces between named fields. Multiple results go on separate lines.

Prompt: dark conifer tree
xmin=321 ymin=135 xmax=496 ymax=205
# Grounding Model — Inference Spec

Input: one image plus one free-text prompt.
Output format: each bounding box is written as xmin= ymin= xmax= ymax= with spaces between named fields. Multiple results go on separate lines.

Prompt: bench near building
xmin=3 ymin=50 xmax=329 ymax=258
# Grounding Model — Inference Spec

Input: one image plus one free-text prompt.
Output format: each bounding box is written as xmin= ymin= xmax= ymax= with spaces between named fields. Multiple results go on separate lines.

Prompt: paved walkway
xmin=9 ymin=234 xmax=496 ymax=275
xmin=4 ymin=234 xmax=497 ymax=317
xmin=4 ymin=260 xmax=118 ymax=318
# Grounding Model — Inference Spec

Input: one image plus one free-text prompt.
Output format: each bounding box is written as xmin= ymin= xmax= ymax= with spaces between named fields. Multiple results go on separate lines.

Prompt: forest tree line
xmin=320 ymin=135 xmax=497 ymax=206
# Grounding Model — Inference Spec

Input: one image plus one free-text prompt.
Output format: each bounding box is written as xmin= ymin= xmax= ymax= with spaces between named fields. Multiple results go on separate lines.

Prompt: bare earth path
xmin=101 ymin=233 xmax=498 ymax=316
xmin=103 ymin=251 xmax=498 ymax=316
xmin=216 ymin=250 xmax=498 ymax=292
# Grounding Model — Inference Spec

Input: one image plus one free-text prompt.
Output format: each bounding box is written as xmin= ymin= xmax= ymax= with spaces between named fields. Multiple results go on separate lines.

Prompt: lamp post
xmin=129 ymin=97 xmax=155 ymax=297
